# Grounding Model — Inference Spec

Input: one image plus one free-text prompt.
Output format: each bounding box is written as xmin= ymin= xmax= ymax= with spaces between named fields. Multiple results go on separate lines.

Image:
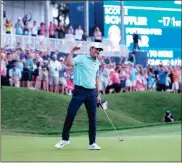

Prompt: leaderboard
xmin=123 ymin=1 xmax=181 ymax=65
xmin=103 ymin=1 xmax=181 ymax=65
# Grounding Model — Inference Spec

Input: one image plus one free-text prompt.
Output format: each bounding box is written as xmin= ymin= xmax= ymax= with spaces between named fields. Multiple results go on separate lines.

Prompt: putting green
xmin=2 ymin=124 xmax=181 ymax=161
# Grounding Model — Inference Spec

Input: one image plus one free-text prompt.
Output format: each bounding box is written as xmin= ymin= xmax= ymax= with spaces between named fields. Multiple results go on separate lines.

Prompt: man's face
xmin=90 ymin=47 xmax=101 ymax=58
xmin=53 ymin=57 xmax=56 ymax=61
xmin=16 ymin=49 xmax=20 ymax=54
xmin=60 ymin=60 xmax=64 ymax=64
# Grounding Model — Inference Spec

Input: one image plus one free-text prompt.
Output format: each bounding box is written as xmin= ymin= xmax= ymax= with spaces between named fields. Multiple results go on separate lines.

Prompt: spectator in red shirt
xmin=49 ymin=21 xmax=56 ymax=38
xmin=66 ymin=76 xmax=74 ymax=95
xmin=105 ymin=67 xmax=121 ymax=94
xmin=39 ymin=23 xmax=46 ymax=36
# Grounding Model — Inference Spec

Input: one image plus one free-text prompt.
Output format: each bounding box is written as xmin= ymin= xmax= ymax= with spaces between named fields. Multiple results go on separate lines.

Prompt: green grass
xmin=2 ymin=124 xmax=181 ymax=161
xmin=1 ymin=87 xmax=181 ymax=134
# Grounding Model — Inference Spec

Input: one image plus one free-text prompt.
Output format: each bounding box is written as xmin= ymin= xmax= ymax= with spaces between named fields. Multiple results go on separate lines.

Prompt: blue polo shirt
xmin=73 ymin=54 xmax=100 ymax=89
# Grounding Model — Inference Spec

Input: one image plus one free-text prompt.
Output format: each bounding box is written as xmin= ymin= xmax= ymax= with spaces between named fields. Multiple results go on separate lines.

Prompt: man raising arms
xmin=55 ymin=42 xmax=103 ymax=150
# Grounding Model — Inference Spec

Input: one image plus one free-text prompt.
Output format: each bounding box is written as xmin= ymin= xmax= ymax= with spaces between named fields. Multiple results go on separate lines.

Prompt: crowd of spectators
xmin=4 ymin=17 xmax=103 ymax=42
xmin=2 ymin=15 xmax=181 ymax=94
xmin=1 ymin=46 xmax=181 ymax=94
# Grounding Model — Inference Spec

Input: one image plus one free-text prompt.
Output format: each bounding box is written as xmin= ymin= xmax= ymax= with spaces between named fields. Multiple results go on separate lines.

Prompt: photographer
xmin=162 ymin=111 xmax=174 ymax=122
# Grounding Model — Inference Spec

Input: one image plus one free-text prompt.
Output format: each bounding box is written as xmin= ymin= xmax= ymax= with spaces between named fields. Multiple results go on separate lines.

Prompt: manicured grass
xmin=1 ymin=124 xmax=181 ymax=161
xmin=1 ymin=87 xmax=181 ymax=134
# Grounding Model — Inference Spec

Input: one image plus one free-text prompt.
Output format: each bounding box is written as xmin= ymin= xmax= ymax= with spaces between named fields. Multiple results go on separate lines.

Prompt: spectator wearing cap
xmin=75 ymin=25 xmax=84 ymax=41
xmin=48 ymin=54 xmax=62 ymax=93
xmin=9 ymin=65 xmax=22 ymax=87
xmin=15 ymin=18 xmax=24 ymax=35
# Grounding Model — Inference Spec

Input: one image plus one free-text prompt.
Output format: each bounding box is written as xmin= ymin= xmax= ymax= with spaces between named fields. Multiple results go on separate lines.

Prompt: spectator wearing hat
xmin=9 ymin=65 xmax=22 ymax=87
xmin=15 ymin=18 xmax=24 ymax=35
xmin=48 ymin=54 xmax=62 ymax=93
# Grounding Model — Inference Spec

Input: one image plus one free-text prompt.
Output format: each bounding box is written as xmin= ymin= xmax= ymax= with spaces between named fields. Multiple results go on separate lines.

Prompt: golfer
xmin=55 ymin=42 xmax=103 ymax=150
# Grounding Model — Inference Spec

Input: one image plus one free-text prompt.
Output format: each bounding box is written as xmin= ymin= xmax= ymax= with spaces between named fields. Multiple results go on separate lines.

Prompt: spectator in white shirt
xmin=9 ymin=65 xmax=22 ymax=87
xmin=31 ymin=21 xmax=39 ymax=37
xmin=75 ymin=25 xmax=84 ymax=41
xmin=48 ymin=54 xmax=62 ymax=93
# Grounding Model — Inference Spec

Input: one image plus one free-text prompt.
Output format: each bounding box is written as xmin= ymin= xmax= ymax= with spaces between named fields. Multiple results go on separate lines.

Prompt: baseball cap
xmin=59 ymin=57 xmax=64 ymax=61
xmin=90 ymin=42 xmax=103 ymax=51
xmin=52 ymin=54 xmax=57 ymax=58
xmin=110 ymin=68 xmax=115 ymax=72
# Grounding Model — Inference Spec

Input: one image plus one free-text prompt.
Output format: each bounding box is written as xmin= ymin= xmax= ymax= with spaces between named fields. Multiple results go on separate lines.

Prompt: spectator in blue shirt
xmin=157 ymin=66 xmax=168 ymax=92
xmin=23 ymin=52 xmax=34 ymax=88
xmin=15 ymin=18 xmax=24 ymax=35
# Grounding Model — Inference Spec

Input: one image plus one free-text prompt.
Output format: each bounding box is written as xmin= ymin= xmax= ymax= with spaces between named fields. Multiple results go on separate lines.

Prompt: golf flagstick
xmin=99 ymin=103 xmax=124 ymax=142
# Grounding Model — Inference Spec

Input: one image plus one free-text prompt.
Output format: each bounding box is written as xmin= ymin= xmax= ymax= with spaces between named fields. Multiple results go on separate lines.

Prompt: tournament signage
xmin=103 ymin=0 xmax=181 ymax=65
